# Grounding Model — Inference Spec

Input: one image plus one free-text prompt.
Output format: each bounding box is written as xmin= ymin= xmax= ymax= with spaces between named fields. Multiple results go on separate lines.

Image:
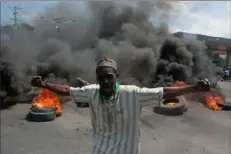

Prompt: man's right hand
xmin=31 ymin=76 xmax=70 ymax=96
xmin=31 ymin=76 xmax=43 ymax=87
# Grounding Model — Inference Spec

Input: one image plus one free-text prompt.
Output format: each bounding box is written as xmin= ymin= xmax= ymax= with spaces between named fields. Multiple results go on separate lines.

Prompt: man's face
xmin=96 ymin=67 xmax=118 ymax=95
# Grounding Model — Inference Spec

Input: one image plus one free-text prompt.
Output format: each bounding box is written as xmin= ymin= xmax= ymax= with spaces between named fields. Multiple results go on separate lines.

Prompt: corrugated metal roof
xmin=173 ymin=32 xmax=231 ymax=46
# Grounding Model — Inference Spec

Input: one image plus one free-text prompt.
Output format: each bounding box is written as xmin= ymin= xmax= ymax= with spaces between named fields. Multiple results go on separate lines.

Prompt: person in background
xmin=30 ymin=58 xmax=211 ymax=154
xmin=228 ymin=66 xmax=231 ymax=79
xmin=224 ymin=67 xmax=230 ymax=81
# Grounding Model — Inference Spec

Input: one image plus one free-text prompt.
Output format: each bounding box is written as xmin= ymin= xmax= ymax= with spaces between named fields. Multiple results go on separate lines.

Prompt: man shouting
xmin=31 ymin=58 xmax=211 ymax=154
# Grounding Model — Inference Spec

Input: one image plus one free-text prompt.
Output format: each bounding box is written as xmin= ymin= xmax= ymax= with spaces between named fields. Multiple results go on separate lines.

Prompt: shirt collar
xmin=99 ymin=83 xmax=120 ymax=101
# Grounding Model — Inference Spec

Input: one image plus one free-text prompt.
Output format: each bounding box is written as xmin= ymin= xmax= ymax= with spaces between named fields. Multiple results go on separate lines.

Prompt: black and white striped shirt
xmin=70 ymin=84 xmax=163 ymax=154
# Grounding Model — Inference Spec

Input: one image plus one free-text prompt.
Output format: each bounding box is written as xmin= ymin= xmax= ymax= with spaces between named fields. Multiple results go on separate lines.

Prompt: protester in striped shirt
xmin=31 ymin=58 xmax=211 ymax=154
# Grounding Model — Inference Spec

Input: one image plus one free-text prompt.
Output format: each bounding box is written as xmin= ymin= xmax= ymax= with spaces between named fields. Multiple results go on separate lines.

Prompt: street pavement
xmin=1 ymin=82 xmax=231 ymax=154
xmin=1 ymin=101 xmax=231 ymax=154
xmin=217 ymin=81 xmax=231 ymax=102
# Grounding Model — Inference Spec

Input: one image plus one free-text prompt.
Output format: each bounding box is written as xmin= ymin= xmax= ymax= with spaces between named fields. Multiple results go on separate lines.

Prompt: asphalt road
xmin=218 ymin=81 xmax=231 ymax=91
xmin=1 ymin=82 xmax=231 ymax=154
xmin=217 ymin=81 xmax=231 ymax=104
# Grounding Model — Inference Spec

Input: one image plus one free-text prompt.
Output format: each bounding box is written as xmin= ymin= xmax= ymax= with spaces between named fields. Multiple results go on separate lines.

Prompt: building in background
xmin=173 ymin=32 xmax=231 ymax=67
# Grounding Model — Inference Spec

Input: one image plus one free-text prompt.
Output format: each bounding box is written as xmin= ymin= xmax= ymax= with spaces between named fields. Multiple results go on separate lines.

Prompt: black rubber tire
xmin=30 ymin=106 xmax=57 ymax=113
xmin=76 ymin=102 xmax=89 ymax=108
xmin=28 ymin=110 xmax=56 ymax=122
xmin=153 ymin=97 xmax=186 ymax=115
xmin=216 ymin=102 xmax=231 ymax=111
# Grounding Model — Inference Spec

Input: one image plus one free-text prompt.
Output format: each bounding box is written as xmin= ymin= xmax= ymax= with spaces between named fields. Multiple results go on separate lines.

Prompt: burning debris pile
xmin=0 ymin=1 xmax=222 ymax=108
xmin=205 ymin=94 xmax=223 ymax=111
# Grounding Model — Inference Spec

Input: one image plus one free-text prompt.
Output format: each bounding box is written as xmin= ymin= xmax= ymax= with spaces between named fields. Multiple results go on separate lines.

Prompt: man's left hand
xmin=194 ymin=79 xmax=211 ymax=92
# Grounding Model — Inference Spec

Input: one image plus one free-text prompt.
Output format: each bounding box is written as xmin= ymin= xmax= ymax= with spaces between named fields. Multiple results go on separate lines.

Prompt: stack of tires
xmin=27 ymin=105 xmax=60 ymax=122
xmin=153 ymin=96 xmax=188 ymax=116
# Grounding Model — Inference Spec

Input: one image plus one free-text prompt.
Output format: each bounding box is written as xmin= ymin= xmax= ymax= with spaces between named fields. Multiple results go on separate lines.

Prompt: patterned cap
xmin=96 ymin=58 xmax=117 ymax=70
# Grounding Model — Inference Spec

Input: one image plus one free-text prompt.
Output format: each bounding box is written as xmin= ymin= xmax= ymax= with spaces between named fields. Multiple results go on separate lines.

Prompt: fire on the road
xmin=28 ymin=82 xmax=224 ymax=112
xmin=205 ymin=94 xmax=224 ymax=111
xmin=30 ymin=88 xmax=62 ymax=115
xmin=171 ymin=81 xmax=224 ymax=111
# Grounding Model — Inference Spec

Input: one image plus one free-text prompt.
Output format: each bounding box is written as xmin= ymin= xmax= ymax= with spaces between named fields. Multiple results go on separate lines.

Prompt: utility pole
xmin=11 ymin=6 xmax=22 ymax=28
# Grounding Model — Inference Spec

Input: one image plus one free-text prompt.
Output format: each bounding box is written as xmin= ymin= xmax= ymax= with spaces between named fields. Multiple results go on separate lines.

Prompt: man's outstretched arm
xmin=138 ymin=79 xmax=211 ymax=106
xmin=31 ymin=76 xmax=96 ymax=102
xmin=41 ymin=82 xmax=70 ymax=96
xmin=163 ymin=79 xmax=210 ymax=99
xmin=163 ymin=85 xmax=196 ymax=99
xmin=31 ymin=76 xmax=70 ymax=96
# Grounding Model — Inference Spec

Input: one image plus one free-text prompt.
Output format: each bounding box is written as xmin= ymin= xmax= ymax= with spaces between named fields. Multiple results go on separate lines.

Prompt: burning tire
xmin=30 ymin=105 xmax=57 ymax=113
xmin=153 ymin=97 xmax=187 ymax=115
xmin=213 ymin=94 xmax=231 ymax=111
xmin=205 ymin=92 xmax=229 ymax=111
xmin=216 ymin=101 xmax=231 ymax=111
xmin=29 ymin=88 xmax=63 ymax=119
xmin=27 ymin=110 xmax=56 ymax=122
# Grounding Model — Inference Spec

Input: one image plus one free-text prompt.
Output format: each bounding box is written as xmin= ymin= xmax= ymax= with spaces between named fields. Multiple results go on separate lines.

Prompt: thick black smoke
xmin=0 ymin=1 xmax=220 ymax=100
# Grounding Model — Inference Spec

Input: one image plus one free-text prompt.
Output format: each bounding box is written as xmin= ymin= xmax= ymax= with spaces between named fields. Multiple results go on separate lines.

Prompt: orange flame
xmin=164 ymin=81 xmax=187 ymax=106
xmin=31 ymin=88 xmax=62 ymax=115
xmin=171 ymin=81 xmax=224 ymax=111
xmin=205 ymin=94 xmax=223 ymax=111
xmin=171 ymin=81 xmax=185 ymax=87
xmin=214 ymin=94 xmax=224 ymax=104
xmin=167 ymin=102 xmax=177 ymax=106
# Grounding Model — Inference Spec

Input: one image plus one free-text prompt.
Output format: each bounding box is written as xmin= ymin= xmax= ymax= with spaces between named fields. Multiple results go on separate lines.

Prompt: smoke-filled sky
xmin=1 ymin=1 xmax=224 ymax=99
xmin=1 ymin=1 xmax=230 ymax=38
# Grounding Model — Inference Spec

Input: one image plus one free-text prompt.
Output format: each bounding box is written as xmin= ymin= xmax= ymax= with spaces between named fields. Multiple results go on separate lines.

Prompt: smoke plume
xmin=0 ymin=1 xmax=220 ymax=99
